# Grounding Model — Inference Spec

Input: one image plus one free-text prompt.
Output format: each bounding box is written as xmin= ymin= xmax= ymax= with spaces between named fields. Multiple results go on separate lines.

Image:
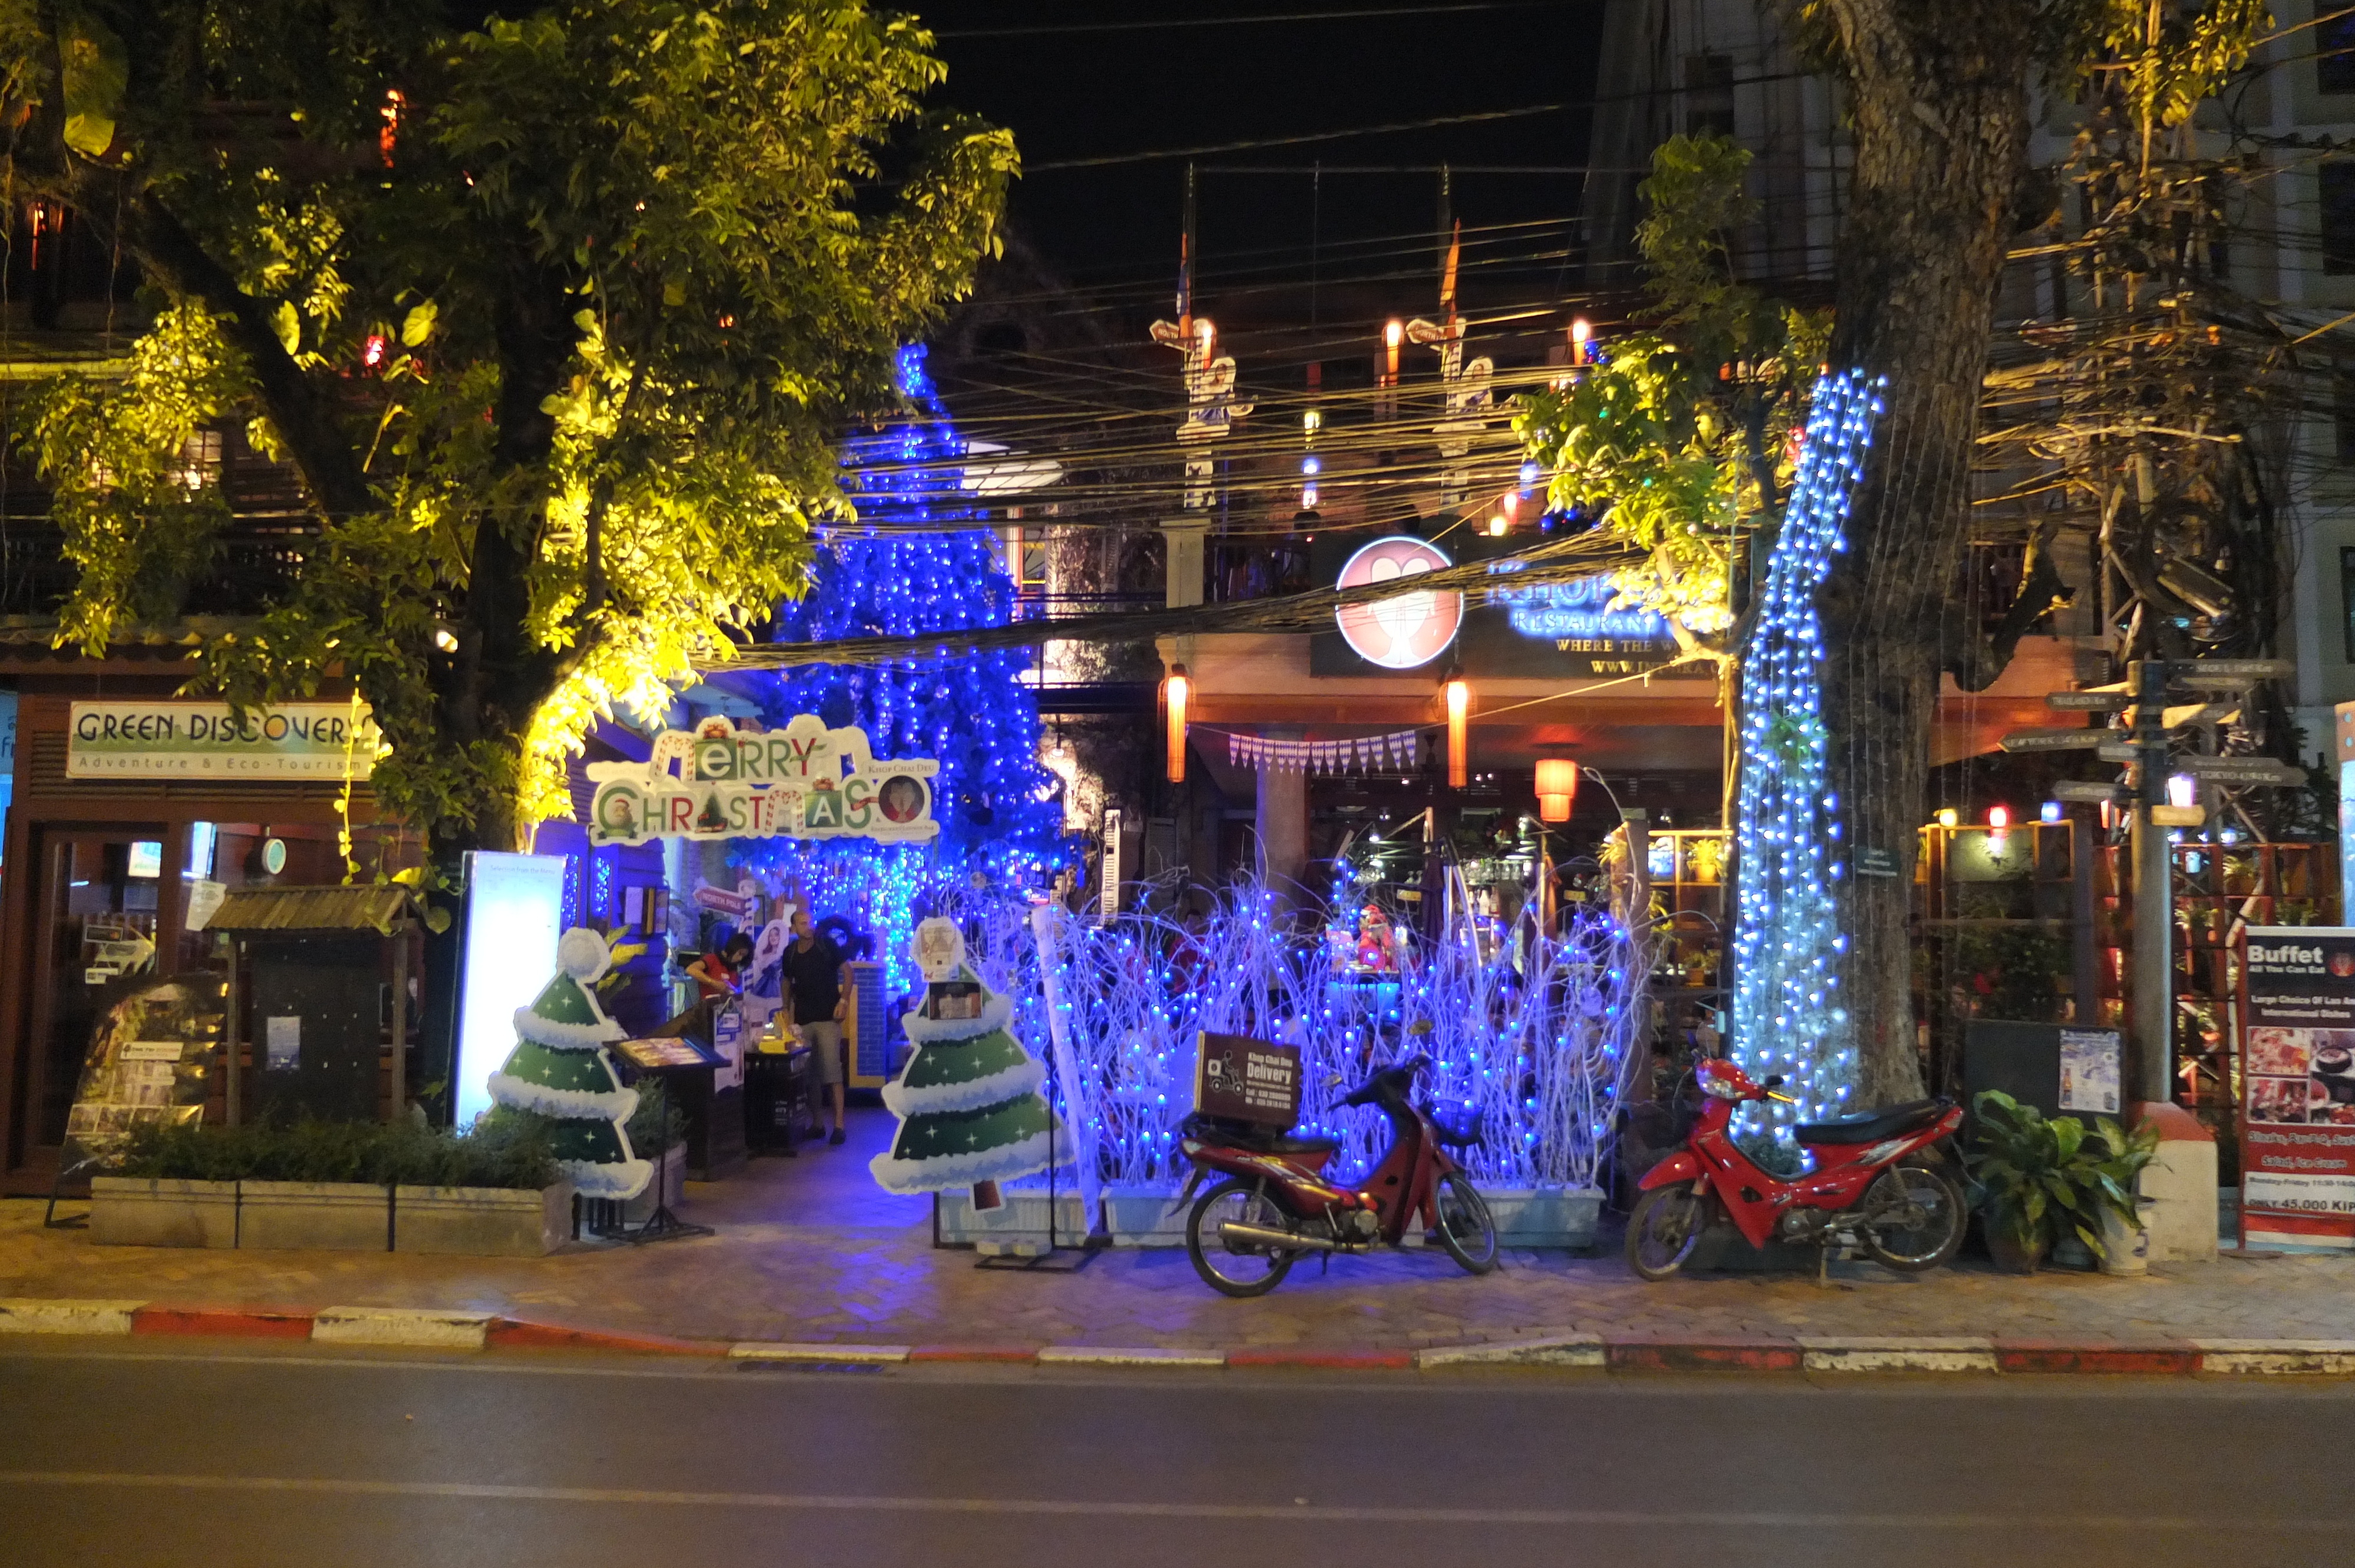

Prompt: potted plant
xmin=1969 ymin=1090 xmax=2160 ymax=1273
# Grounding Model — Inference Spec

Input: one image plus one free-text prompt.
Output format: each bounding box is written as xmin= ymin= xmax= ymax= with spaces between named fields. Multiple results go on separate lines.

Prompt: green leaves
xmin=56 ymin=4 xmax=125 ymax=159
xmin=9 ymin=1 xmax=1008 ymax=854
xmin=1968 ymin=1088 xmax=2159 ymax=1261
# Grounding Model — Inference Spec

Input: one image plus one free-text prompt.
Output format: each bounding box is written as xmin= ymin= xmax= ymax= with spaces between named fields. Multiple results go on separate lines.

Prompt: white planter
xmin=396 ymin=1181 xmax=574 ymax=1257
xmin=237 ymin=1181 xmax=392 ymax=1252
xmin=621 ymin=1147 xmax=688 ymax=1227
xmin=1103 ymin=1186 xmax=1191 ymax=1247
xmin=89 ymin=1178 xmax=238 ymax=1249
xmin=935 ymin=1190 xmax=1090 ymax=1248
xmin=2097 ymin=1199 xmax=2154 ymax=1277
xmin=1484 ymin=1187 xmax=1604 ymax=1249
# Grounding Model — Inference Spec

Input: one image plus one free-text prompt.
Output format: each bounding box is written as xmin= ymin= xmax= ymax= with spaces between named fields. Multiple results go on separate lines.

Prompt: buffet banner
xmin=2242 ymin=926 xmax=2355 ymax=1248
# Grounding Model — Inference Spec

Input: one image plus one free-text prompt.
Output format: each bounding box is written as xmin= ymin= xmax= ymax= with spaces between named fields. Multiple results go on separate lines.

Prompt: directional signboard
xmin=2050 ymin=780 xmax=2124 ymax=803
xmin=2165 ymin=659 xmax=2293 ymax=682
xmin=2001 ymin=729 xmax=2108 ymax=753
xmin=2097 ymin=742 xmax=2142 ymax=764
xmin=2045 ymin=691 xmax=2134 ymax=712
xmin=2174 ymin=756 xmax=2303 ymax=786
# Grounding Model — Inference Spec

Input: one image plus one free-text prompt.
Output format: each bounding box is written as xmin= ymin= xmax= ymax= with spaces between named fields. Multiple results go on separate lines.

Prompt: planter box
xmin=1103 ymin=1186 xmax=1190 ymax=1248
xmin=1485 ymin=1187 xmax=1603 ymax=1250
xmin=621 ymin=1147 xmax=688 ymax=1227
xmin=395 ymin=1181 xmax=574 ymax=1257
xmin=89 ymin=1177 xmax=239 ymax=1250
xmin=237 ymin=1181 xmax=392 ymax=1252
xmin=934 ymin=1190 xmax=1090 ymax=1249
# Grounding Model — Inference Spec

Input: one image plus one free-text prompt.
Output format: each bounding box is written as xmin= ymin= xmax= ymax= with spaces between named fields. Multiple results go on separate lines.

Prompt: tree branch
xmin=122 ymin=194 xmax=374 ymax=521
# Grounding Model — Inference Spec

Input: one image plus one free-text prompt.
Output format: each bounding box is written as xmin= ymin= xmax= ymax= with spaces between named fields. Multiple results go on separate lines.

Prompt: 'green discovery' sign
xmin=67 ymin=702 xmax=382 ymax=780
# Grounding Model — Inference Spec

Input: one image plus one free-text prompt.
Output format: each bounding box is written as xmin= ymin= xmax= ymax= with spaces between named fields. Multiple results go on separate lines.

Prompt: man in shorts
xmin=781 ymin=907 xmax=852 ymax=1145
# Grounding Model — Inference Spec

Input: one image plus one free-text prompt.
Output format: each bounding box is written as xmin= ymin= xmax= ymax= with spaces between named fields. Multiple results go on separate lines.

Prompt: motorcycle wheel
xmin=1186 ymin=1178 xmax=1299 ymax=1297
xmin=1859 ymin=1163 xmax=1967 ymax=1273
xmin=1626 ymin=1185 xmax=1708 ymax=1281
xmin=1432 ymin=1171 xmax=1499 ymax=1275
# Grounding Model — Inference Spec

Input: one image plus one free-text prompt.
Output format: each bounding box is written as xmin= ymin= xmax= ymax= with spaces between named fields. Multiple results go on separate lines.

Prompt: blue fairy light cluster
xmin=944 ymin=876 xmax=1644 ymax=1194
xmin=733 ymin=346 xmax=1071 ymax=1001
xmin=1729 ymin=369 xmax=1885 ymax=1135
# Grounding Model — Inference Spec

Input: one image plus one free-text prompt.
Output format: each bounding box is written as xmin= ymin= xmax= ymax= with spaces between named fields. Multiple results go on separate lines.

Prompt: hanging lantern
xmin=1164 ymin=665 xmax=1189 ymax=783
xmin=1444 ymin=676 xmax=1470 ymax=789
xmin=1534 ymin=758 xmax=1580 ymax=823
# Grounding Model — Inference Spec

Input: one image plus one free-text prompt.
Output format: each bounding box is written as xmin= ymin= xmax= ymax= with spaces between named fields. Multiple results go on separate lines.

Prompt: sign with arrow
xmin=2165 ymin=659 xmax=2293 ymax=682
xmin=2001 ymin=729 xmax=2109 ymax=753
xmin=2045 ymin=691 xmax=2134 ymax=712
xmin=2172 ymin=756 xmax=2304 ymax=786
xmin=2049 ymin=780 xmax=2124 ymax=803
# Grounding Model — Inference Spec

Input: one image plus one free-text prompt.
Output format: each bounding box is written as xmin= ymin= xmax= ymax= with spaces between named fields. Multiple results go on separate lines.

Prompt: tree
xmin=5 ymin=0 xmax=1015 ymax=858
xmin=487 ymin=927 xmax=650 ymax=1198
xmin=732 ymin=346 xmax=1067 ymax=1002
xmin=1790 ymin=0 xmax=2266 ymax=1104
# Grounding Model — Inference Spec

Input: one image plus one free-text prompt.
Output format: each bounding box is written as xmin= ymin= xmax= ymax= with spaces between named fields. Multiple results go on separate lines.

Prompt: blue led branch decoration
xmin=1729 ymin=369 xmax=1885 ymax=1135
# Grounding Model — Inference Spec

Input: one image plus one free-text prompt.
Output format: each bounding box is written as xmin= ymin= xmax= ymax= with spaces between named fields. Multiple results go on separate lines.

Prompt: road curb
xmin=3 ymin=1297 xmax=2354 ymax=1377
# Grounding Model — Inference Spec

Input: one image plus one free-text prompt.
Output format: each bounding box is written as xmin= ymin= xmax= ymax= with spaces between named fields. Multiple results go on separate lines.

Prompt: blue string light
xmin=732 ymin=346 xmax=1071 ymax=1001
xmin=1729 ymin=370 xmax=1885 ymax=1137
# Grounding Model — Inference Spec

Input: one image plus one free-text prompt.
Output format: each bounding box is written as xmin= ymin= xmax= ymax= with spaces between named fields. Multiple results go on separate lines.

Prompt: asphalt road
xmin=2 ymin=1344 xmax=2351 ymax=1567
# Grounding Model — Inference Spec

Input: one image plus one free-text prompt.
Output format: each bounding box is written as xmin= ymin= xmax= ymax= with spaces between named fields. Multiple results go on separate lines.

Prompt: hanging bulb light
xmin=1444 ymin=674 xmax=1470 ymax=789
xmin=1535 ymin=758 xmax=1580 ymax=823
xmin=1164 ymin=664 xmax=1189 ymax=783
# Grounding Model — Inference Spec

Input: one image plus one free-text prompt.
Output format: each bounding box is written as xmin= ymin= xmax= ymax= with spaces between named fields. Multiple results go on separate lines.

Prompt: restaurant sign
xmin=67 ymin=702 xmax=381 ymax=780
xmin=585 ymin=715 xmax=938 ymax=846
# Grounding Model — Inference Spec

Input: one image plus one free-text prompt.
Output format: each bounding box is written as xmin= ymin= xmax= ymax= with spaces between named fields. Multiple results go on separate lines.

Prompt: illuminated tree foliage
xmin=1512 ymin=135 xmax=1827 ymax=655
xmin=3 ymin=0 xmax=1015 ymax=854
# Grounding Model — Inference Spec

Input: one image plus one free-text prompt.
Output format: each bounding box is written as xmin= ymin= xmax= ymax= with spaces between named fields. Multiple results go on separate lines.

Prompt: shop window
xmin=2342 ymin=547 xmax=2355 ymax=663
xmin=2323 ymin=10 xmax=2355 ymax=95
xmin=175 ymin=430 xmax=223 ymax=490
xmin=1684 ymin=52 xmax=1736 ymax=140
xmin=2322 ymin=162 xmax=2355 ymax=274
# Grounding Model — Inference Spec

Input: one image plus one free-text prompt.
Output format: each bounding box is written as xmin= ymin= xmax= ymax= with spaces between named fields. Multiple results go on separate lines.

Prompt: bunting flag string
xmin=1222 ymin=727 xmax=1427 ymax=775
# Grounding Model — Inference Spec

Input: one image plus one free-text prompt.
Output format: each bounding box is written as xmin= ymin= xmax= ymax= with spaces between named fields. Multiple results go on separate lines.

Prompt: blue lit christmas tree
xmin=735 ymin=347 xmax=1068 ymax=1001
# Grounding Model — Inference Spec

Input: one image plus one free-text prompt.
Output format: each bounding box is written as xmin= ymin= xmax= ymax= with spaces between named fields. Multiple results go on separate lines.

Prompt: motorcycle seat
xmin=1794 ymin=1098 xmax=1949 ymax=1145
xmin=1262 ymin=1134 xmax=1342 ymax=1156
xmin=1180 ymin=1112 xmax=1337 ymax=1157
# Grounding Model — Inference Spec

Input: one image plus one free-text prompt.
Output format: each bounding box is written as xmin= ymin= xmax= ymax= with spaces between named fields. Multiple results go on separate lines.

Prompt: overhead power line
xmin=935 ymin=4 xmax=1568 ymax=39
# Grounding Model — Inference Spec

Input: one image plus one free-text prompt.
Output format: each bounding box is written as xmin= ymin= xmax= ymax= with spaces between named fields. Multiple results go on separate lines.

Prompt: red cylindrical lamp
xmin=1535 ymin=758 xmax=1580 ymax=824
xmin=1444 ymin=677 xmax=1470 ymax=789
xmin=1164 ymin=665 xmax=1189 ymax=783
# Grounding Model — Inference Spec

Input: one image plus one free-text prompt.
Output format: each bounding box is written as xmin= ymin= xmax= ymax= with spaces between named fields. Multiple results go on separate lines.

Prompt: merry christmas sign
xmin=585 ymin=715 xmax=939 ymax=847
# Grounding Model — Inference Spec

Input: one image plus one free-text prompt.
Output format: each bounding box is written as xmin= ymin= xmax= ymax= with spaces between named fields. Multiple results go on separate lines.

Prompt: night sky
xmin=913 ymin=2 xmax=1607 ymax=303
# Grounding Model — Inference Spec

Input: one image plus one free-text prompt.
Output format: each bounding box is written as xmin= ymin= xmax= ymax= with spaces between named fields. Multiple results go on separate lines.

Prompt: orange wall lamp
xmin=1535 ymin=758 xmax=1580 ymax=823
xmin=1163 ymin=664 xmax=1189 ymax=783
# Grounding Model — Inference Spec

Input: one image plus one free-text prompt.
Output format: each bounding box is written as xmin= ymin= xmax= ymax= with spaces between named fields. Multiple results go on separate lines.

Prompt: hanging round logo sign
xmin=1334 ymin=536 xmax=1461 ymax=669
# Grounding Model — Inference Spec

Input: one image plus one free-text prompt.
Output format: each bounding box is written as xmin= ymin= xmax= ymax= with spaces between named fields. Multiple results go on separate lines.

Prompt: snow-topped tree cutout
xmin=871 ymin=917 xmax=1066 ymax=1210
xmin=487 ymin=928 xmax=652 ymax=1200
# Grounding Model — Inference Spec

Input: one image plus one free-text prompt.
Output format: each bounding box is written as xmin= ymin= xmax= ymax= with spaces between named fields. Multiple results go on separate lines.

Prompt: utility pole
xmin=1150 ymin=164 xmax=1251 ymax=609
xmin=2126 ymin=659 xmax=2174 ymax=1104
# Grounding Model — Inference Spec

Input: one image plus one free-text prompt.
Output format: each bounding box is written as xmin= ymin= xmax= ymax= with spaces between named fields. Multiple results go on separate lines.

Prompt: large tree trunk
xmin=1813 ymin=2 xmax=2036 ymax=1106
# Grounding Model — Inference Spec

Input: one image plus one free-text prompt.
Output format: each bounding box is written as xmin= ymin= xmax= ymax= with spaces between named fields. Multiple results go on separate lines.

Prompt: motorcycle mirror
xmin=1762 ymin=1074 xmax=1786 ymax=1089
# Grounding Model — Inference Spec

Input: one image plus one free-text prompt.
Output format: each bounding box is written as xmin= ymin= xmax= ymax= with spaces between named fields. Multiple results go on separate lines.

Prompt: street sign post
xmin=2000 ymin=729 xmax=2109 ymax=753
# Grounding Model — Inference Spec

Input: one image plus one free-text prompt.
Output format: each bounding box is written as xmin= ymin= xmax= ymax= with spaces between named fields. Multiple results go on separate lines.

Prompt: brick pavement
xmin=5 ymin=1108 xmax=2350 ymax=1354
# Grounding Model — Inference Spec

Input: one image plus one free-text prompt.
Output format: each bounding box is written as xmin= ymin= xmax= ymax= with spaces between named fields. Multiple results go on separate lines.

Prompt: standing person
xmin=781 ymin=908 xmax=851 ymax=1145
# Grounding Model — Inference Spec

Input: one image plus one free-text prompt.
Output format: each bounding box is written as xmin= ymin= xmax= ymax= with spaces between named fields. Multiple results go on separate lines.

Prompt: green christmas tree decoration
xmin=872 ymin=918 xmax=1066 ymax=1204
xmin=488 ymin=928 xmax=652 ymax=1200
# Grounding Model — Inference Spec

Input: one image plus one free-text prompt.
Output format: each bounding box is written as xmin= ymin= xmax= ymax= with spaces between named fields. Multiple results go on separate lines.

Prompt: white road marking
xmin=0 ymin=1471 xmax=2346 ymax=1532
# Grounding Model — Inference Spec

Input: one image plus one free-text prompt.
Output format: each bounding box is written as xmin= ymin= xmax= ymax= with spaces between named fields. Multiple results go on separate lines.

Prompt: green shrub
xmin=1968 ymin=1090 xmax=2159 ymax=1258
xmin=117 ymin=1114 xmax=559 ymax=1191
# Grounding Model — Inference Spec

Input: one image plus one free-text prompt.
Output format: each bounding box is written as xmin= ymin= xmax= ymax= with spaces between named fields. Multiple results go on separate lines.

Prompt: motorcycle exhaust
xmin=1218 ymin=1220 xmax=1336 ymax=1253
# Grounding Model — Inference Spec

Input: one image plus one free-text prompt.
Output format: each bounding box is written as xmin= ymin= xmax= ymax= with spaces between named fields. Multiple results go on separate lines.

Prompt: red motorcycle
xmin=1176 ymin=1054 xmax=1498 ymax=1297
xmin=1627 ymin=1056 xmax=1967 ymax=1280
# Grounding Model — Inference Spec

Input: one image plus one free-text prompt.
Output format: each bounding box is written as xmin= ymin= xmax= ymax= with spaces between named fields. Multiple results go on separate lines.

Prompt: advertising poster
xmin=2241 ymin=927 xmax=2355 ymax=1248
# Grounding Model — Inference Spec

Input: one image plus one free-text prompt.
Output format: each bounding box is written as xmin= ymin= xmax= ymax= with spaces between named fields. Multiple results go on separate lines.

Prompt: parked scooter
xmin=1627 ymin=1055 xmax=1966 ymax=1280
xmin=1176 ymin=1054 xmax=1498 ymax=1297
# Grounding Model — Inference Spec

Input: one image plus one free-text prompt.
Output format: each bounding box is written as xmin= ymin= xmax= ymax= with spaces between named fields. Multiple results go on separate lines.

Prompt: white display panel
xmin=454 ymin=852 xmax=568 ymax=1127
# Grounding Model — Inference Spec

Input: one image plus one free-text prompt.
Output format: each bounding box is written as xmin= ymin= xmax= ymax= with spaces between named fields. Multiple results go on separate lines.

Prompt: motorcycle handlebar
xmin=1340 ymin=1054 xmax=1432 ymax=1107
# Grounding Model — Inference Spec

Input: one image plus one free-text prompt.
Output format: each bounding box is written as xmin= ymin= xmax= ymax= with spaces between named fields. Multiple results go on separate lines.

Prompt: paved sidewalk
xmin=6 ymin=1109 xmax=2350 ymax=1354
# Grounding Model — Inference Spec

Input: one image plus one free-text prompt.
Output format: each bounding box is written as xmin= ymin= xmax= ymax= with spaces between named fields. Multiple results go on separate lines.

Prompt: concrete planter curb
xmin=220 ymin=1181 xmax=390 ymax=1252
xmin=9 ymin=1299 xmax=2355 ymax=1378
xmin=934 ymin=1191 xmax=1092 ymax=1248
xmin=1100 ymin=1188 xmax=1190 ymax=1247
xmin=89 ymin=1178 xmax=575 ymax=1257
xmin=394 ymin=1181 xmax=574 ymax=1257
xmin=1484 ymin=1188 xmax=1604 ymax=1250
xmin=88 ymin=1178 xmax=240 ymax=1249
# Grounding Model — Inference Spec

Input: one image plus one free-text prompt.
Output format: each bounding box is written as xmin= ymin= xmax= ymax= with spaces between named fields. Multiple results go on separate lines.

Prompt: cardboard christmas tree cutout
xmin=486 ymin=928 xmax=652 ymax=1200
xmin=871 ymin=918 xmax=1065 ymax=1208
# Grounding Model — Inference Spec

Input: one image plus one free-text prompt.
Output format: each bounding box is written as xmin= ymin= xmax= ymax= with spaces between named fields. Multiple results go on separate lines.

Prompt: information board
xmin=58 ymin=972 xmax=224 ymax=1184
xmin=1193 ymin=1032 xmax=1302 ymax=1129
xmin=2241 ymin=926 xmax=2355 ymax=1248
